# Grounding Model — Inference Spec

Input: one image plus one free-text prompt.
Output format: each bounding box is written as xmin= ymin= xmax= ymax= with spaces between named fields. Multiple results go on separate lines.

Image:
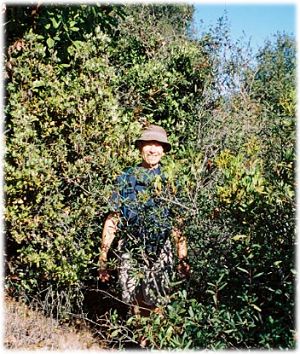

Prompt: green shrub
xmin=5 ymin=4 xmax=295 ymax=349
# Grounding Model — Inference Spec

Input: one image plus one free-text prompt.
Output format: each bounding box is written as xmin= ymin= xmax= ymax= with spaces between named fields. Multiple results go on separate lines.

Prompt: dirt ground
xmin=3 ymin=295 xmax=107 ymax=350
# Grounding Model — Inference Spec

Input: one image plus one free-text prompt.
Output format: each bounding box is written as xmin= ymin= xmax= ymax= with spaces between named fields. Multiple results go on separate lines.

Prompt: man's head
xmin=135 ymin=125 xmax=171 ymax=169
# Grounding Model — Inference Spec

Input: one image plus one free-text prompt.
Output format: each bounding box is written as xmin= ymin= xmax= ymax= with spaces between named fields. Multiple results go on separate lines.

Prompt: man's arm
xmin=172 ymin=226 xmax=190 ymax=278
xmin=99 ymin=212 xmax=120 ymax=282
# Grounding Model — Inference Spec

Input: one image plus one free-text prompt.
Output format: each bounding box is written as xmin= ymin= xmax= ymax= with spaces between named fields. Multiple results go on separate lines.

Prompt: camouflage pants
xmin=118 ymin=239 xmax=174 ymax=307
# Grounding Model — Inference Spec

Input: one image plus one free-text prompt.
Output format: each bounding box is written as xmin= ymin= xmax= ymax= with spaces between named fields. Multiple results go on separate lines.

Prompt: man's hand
xmin=99 ymin=267 xmax=110 ymax=283
xmin=177 ymin=258 xmax=191 ymax=279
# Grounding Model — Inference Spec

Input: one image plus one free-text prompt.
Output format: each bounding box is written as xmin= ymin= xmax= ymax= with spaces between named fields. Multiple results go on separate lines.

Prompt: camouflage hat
xmin=135 ymin=125 xmax=171 ymax=152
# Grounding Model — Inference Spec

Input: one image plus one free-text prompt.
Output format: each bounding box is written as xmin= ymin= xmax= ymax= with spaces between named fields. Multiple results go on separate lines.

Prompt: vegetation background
xmin=4 ymin=3 xmax=296 ymax=350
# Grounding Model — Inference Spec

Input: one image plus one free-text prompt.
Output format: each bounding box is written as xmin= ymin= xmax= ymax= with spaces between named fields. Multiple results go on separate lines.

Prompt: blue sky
xmin=193 ymin=3 xmax=296 ymax=52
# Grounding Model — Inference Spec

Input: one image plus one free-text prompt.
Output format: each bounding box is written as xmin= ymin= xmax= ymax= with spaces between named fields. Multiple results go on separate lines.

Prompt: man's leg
xmin=142 ymin=239 xmax=174 ymax=308
xmin=119 ymin=253 xmax=138 ymax=311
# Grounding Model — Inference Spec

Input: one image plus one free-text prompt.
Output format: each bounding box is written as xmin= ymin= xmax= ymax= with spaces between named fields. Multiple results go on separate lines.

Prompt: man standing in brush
xmin=99 ymin=124 xmax=190 ymax=315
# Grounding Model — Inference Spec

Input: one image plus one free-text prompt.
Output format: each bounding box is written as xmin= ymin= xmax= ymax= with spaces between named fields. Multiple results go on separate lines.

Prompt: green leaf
xmin=251 ymin=303 xmax=262 ymax=312
xmin=51 ymin=17 xmax=60 ymax=29
xmin=253 ymin=272 xmax=264 ymax=279
xmin=110 ymin=329 xmax=120 ymax=338
xmin=73 ymin=40 xmax=84 ymax=49
xmin=166 ymin=326 xmax=173 ymax=338
xmin=218 ymin=282 xmax=228 ymax=291
xmin=46 ymin=37 xmax=55 ymax=48
xmin=32 ymin=80 xmax=45 ymax=88
xmin=231 ymin=234 xmax=248 ymax=241
xmin=188 ymin=306 xmax=194 ymax=317
xmin=236 ymin=266 xmax=249 ymax=274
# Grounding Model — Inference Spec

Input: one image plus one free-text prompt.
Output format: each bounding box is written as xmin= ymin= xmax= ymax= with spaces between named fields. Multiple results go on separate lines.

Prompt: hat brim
xmin=135 ymin=139 xmax=171 ymax=152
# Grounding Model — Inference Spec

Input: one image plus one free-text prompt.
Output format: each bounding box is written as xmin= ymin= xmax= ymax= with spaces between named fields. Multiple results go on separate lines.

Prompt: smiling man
xmin=99 ymin=125 xmax=190 ymax=315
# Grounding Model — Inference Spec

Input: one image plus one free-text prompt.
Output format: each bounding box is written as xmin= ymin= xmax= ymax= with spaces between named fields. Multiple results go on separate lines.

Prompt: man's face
xmin=140 ymin=141 xmax=164 ymax=169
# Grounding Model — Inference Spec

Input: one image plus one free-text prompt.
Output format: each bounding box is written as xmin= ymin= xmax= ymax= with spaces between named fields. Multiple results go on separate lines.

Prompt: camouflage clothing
xmin=119 ymin=239 xmax=173 ymax=306
xmin=110 ymin=165 xmax=174 ymax=305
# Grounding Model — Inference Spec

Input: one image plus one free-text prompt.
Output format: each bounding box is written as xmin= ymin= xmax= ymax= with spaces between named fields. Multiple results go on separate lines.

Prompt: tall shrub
xmin=5 ymin=3 xmax=213 ymax=316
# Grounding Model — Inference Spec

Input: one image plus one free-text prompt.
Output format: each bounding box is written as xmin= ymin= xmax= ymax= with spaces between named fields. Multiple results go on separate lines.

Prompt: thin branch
xmin=159 ymin=196 xmax=197 ymax=215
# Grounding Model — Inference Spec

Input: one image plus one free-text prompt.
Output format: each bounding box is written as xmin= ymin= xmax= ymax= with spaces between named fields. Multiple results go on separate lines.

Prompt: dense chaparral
xmin=4 ymin=4 xmax=296 ymax=349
